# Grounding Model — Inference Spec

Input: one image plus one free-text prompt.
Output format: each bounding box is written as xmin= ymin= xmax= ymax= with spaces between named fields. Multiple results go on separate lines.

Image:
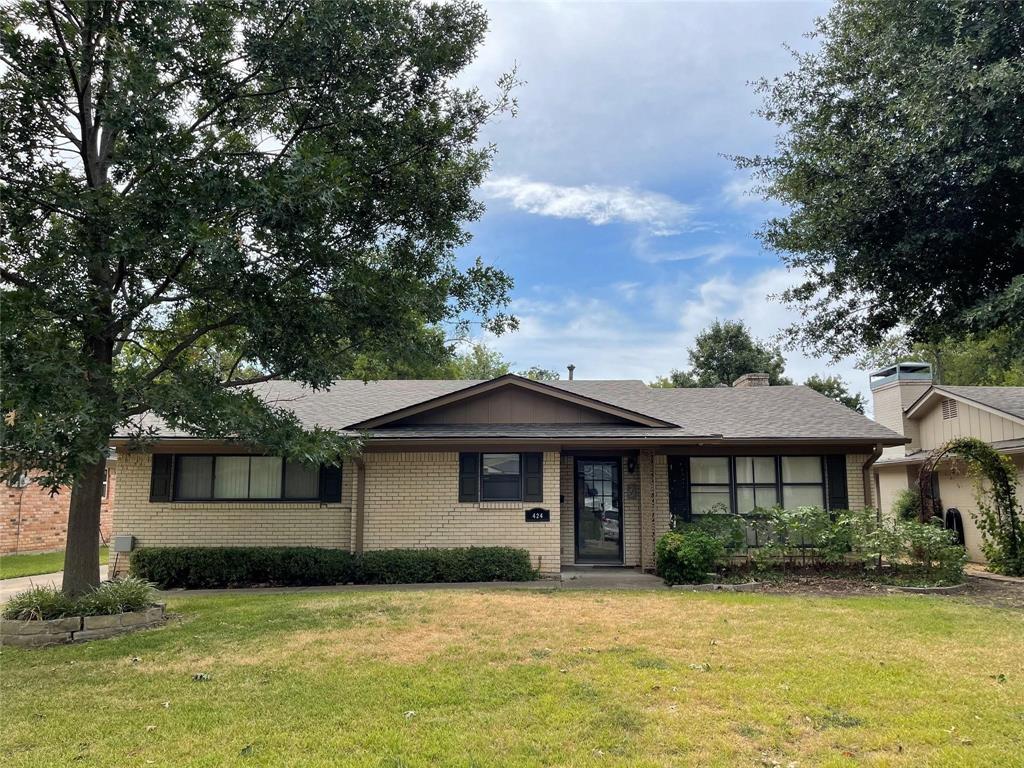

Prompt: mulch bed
xmin=743 ymin=574 xmax=1024 ymax=610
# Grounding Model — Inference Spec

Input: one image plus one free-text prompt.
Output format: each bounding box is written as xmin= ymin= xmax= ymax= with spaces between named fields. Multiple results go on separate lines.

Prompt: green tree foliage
xmin=860 ymin=329 xmax=1024 ymax=386
xmin=803 ymin=374 xmax=867 ymax=414
xmin=448 ymin=342 xmax=510 ymax=379
xmin=517 ymin=366 xmax=560 ymax=381
xmin=738 ymin=0 xmax=1024 ymax=358
xmin=653 ymin=320 xmax=791 ymax=388
xmin=0 ymin=0 xmax=517 ymax=593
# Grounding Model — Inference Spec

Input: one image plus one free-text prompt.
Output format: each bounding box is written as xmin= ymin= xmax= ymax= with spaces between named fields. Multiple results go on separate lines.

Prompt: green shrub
xmin=359 ymin=547 xmax=535 ymax=584
xmin=748 ymin=506 xmax=860 ymax=568
xmin=130 ymin=546 xmax=536 ymax=588
xmin=2 ymin=578 xmax=157 ymax=621
xmin=130 ymin=546 xmax=360 ymax=588
xmin=656 ymin=530 xmax=723 ymax=586
xmin=2 ymin=585 xmax=78 ymax=620
xmin=902 ymin=519 xmax=967 ymax=583
xmin=891 ymin=488 xmax=922 ymax=521
xmin=688 ymin=512 xmax=747 ymax=554
xmin=76 ymin=577 xmax=157 ymax=616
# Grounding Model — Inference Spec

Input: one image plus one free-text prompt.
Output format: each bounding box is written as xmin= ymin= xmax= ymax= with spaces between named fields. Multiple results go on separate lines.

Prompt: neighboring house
xmin=109 ymin=373 xmax=904 ymax=577
xmin=1 ymin=461 xmax=116 ymax=555
xmin=871 ymin=362 xmax=1024 ymax=563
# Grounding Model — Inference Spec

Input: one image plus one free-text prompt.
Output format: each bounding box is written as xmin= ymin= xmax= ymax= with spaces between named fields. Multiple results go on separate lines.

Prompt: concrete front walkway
xmin=0 ymin=566 xmax=109 ymax=603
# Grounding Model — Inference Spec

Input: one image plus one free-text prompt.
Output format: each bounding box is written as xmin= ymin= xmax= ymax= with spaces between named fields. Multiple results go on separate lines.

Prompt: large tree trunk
xmin=62 ymin=457 xmax=107 ymax=596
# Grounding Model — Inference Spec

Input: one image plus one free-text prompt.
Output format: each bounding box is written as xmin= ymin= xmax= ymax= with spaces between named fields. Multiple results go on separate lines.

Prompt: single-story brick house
xmin=870 ymin=362 xmax=1024 ymax=563
xmin=109 ymin=373 xmax=905 ymax=576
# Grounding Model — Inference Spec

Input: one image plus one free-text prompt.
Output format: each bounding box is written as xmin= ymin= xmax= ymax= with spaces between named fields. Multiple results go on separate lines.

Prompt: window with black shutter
xmin=458 ymin=452 xmax=480 ymax=502
xmin=825 ymin=455 xmax=849 ymax=512
xmin=667 ymin=456 xmax=689 ymax=522
xmin=522 ymin=452 xmax=543 ymax=502
xmin=149 ymin=454 xmax=174 ymax=501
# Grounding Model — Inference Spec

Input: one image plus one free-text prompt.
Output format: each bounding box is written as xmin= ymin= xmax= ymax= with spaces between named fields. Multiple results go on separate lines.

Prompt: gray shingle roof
xmin=126 ymin=377 xmax=904 ymax=443
xmin=933 ymin=386 xmax=1024 ymax=421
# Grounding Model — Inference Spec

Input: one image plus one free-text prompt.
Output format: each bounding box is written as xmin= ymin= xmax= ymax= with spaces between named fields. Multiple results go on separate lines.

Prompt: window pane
xmin=736 ymin=485 xmax=779 ymax=513
xmin=482 ymin=475 xmax=521 ymax=501
xmin=285 ymin=460 xmax=319 ymax=499
xmin=690 ymin=457 xmax=729 ymax=484
xmin=783 ymin=484 xmax=825 ymax=509
xmin=482 ymin=453 xmax=520 ymax=476
xmin=781 ymin=456 xmax=822 ymax=483
xmin=249 ymin=457 xmax=282 ymax=498
xmin=691 ymin=487 xmax=731 ymax=514
xmin=214 ymin=456 xmax=249 ymax=499
xmin=176 ymin=456 xmax=212 ymax=499
xmin=756 ymin=486 xmax=780 ymax=509
xmin=736 ymin=486 xmax=756 ymax=513
xmin=753 ymin=457 xmax=776 ymax=483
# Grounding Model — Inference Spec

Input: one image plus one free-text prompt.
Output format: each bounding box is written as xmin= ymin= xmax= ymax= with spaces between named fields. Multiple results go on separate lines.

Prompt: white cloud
xmin=482 ymin=266 xmax=871 ymax=403
xmin=463 ymin=2 xmax=825 ymax=184
xmin=633 ymin=238 xmax=741 ymax=264
xmin=481 ymin=176 xmax=695 ymax=236
xmin=722 ymin=177 xmax=761 ymax=207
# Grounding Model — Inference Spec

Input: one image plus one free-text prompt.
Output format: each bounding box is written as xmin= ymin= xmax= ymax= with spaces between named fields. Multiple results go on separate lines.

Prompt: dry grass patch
xmin=2 ymin=589 xmax=1022 ymax=767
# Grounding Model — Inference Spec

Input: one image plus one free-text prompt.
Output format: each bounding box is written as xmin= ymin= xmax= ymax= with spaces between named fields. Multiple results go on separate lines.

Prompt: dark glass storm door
xmin=575 ymin=458 xmax=624 ymax=564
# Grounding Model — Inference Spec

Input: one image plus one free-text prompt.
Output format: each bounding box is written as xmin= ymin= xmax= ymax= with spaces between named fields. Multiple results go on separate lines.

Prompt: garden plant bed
xmin=0 ymin=604 xmax=165 ymax=647
xmin=672 ymin=581 xmax=761 ymax=593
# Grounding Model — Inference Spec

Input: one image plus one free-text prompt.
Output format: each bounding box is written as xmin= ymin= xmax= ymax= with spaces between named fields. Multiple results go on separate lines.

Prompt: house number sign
xmin=525 ymin=508 xmax=551 ymax=522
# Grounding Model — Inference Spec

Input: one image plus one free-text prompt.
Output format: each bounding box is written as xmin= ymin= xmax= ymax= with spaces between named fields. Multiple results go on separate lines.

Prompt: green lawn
xmin=0 ymin=546 xmax=108 ymax=580
xmin=2 ymin=589 xmax=1022 ymax=767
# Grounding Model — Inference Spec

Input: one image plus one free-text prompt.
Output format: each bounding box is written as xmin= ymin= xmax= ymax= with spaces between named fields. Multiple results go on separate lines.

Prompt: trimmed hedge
xmin=130 ymin=546 xmax=537 ymax=589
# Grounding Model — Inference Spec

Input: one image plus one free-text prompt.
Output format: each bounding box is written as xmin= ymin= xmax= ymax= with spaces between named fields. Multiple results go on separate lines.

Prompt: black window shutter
xmin=320 ymin=464 xmax=342 ymax=503
xmin=522 ymin=452 xmax=543 ymax=502
xmin=458 ymin=452 xmax=480 ymax=502
xmin=667 ymin=456 xmax=690 ymax=522
xmin=149 ymin=454 xmax=174 ymax=502
xmin=826 ymin=455 xmax=848 ymax=511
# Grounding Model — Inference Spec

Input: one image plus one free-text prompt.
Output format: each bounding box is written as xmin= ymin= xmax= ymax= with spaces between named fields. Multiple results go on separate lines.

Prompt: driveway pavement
xmin=0 ymin=566 xmax=109 ymax=603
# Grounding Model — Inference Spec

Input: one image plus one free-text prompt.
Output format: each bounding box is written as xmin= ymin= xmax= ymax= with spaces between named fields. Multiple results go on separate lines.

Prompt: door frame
xmin=573 ymin=456 xmax=625 ymax=565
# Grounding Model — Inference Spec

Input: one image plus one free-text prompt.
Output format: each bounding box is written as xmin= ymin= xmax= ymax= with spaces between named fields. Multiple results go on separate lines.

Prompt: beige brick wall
xmin=845 ymin=453 xmax=870 ymax=511
xmin=361 ymin=451 xmax=561 ymax=575
xmin=111 ymin=452 xmax=353 ymax=575
xmin=559 ymin=456 xmax=574 ymax=565
xmin=622 ymin=458 xmax=641 ymax=567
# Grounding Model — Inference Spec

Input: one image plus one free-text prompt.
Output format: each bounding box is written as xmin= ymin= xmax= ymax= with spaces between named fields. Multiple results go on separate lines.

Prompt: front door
xmin=575 ymin=458 xmax=624 ymax=564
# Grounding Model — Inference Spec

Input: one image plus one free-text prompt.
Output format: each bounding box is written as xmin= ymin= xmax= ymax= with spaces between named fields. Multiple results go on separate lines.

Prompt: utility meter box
xmin=113 ymin=535 xmax=135 ymax=553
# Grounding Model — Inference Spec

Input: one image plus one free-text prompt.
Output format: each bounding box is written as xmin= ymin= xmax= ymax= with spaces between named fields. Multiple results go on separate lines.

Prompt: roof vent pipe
xmin=567 ymin=364 xmax=575 ymax=381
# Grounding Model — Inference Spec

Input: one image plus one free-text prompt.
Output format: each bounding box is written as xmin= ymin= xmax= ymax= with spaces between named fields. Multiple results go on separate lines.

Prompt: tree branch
xmin=138 ymin=317 xmax=240 ymax=387
xmin=0 ymin=267 xmax=39 ymax=291
xmin=44 ymin=0 xmax=82 ymax=97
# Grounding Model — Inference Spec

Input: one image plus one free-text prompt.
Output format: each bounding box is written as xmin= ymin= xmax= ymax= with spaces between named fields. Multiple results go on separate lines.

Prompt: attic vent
xmin=941 ymin=398 xmax=958 ymax=420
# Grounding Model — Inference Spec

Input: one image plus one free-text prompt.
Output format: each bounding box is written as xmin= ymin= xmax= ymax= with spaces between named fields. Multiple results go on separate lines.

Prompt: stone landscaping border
xmin=0 ymin=605 xmax=165 ymax=647
xmin=672 ymin=582 xmax=761 ymax=593
xmin=890 ymin=582 xmax=968 ymax=595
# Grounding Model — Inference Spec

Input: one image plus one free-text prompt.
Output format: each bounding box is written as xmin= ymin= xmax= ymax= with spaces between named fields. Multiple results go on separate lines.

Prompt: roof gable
xmin=906 ymin=385 xmax=1024 ymax=426
xmin=349 ymin=375 xmax=678 ymax=429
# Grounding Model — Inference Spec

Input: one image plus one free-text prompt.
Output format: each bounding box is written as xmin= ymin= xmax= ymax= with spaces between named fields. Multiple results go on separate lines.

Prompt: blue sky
xmin=453 ymin=1 xmax=874 ymax=399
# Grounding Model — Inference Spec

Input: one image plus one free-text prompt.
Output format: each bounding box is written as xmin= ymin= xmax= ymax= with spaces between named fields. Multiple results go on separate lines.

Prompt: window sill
xmin=462 ymin=501 xmax=533 ymax=510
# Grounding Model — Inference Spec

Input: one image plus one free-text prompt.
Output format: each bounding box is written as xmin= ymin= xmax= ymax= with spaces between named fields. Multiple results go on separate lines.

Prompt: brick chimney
xmin=869 ymin=361 xmax=933 ymax=457
xmin=732 ymin=372 xmax=770 ymax=388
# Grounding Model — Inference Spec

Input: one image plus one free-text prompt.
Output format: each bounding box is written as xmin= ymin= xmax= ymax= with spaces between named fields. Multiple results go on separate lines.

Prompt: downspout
xmin=862 ymin=444 xmax=884 ymax=511
xmin=354 ymin=458 xmax=366 ymax=554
